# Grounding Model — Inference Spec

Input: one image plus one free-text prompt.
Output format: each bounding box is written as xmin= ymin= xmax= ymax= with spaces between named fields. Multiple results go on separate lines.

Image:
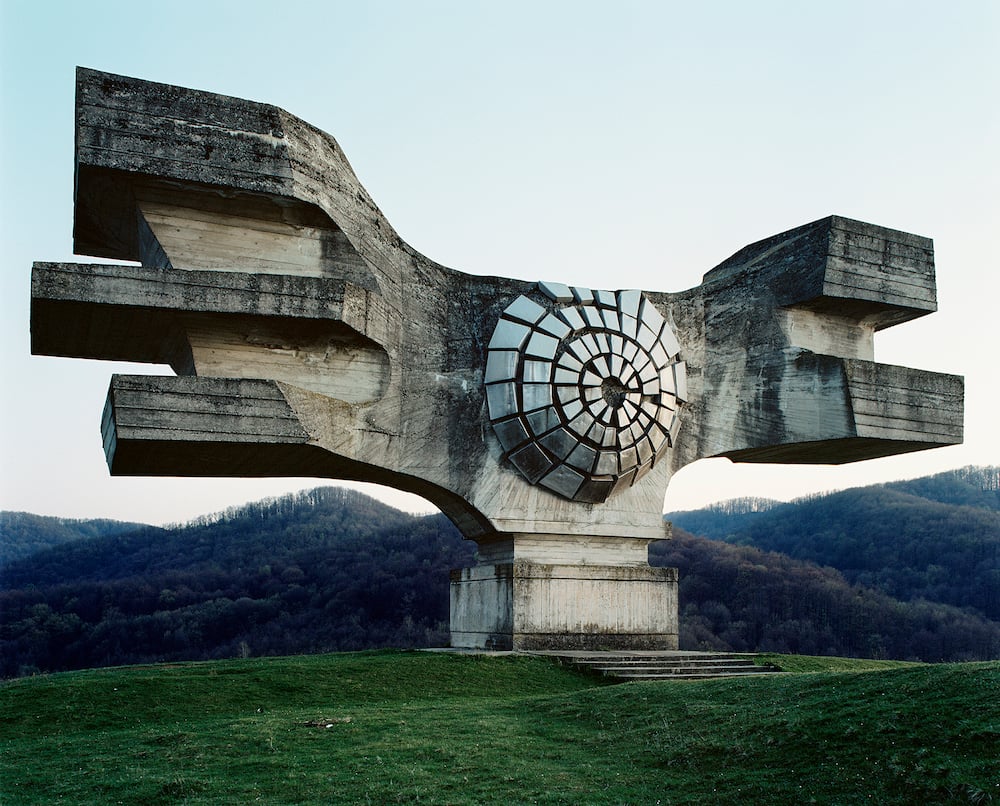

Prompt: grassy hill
xmin=1 ymin=651 xmax=996 ymax=804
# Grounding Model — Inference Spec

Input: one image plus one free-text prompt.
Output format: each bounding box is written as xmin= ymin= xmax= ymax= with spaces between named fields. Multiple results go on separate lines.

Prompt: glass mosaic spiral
xmin=485 ymin=281 xmax=687 ymax=503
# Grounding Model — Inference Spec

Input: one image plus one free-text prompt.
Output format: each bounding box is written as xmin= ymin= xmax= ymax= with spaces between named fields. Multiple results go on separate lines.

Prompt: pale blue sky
xmin=1 ymin=0 xmax=997 ymax=523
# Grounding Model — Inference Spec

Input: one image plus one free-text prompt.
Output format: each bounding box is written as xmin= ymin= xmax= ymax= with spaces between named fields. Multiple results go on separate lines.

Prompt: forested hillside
xmin=3 ymin=469 xmax=998 ymax=677
xmin=885 ymin=465 xmax=999 ymax=509
xmin=1 ymin=488 xmax=423 ymax=588
xmin=0 ymin=513 xmax=149 ymax=568
xmin=667 ymin=466 xmax=1000 ymax=620
xmin=652 ymin=531 xmax=998 ymax=660
xmin=0 ymin=489 xmax=475 ymax=677
xmin=659 ymin=496 xmax=780 ymax=539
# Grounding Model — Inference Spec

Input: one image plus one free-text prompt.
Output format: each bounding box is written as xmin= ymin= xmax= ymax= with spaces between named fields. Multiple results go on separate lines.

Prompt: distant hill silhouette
xmin=1 ymin=488 xmax=474 ymax=677
xmin=882 ymin=466 xmax=999 ymax=510
xmin=0 ymin=512 xmax=151 ymax=568
xmin=1 ymin=488 xmax=422 ymax=587
xmin=652 ymin=528 xmax=998 ymax=660
xmin=2 ymin=468 xmax=998 ymax=677
xmin=667 ymin=466 xmax=1000 ymax=620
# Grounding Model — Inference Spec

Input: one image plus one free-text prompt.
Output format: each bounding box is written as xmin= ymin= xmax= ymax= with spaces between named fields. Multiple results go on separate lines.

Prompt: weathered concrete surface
xmin=30 ymin=69 xmax=964 ymax=650
xmin=666 ymin=215 xmax=964 ymax=469
xmin=450 ymin=560 xmax=678 ymax=651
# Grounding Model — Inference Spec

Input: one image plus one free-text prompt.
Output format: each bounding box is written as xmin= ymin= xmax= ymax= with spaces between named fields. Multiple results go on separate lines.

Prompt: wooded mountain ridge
xmin=0 ymin=512 xmax=149 ymax=568
xmin=1 ymin=467 xmax=997 ymax=677
xmin=666 ymin=465 xmax=999 ymax=621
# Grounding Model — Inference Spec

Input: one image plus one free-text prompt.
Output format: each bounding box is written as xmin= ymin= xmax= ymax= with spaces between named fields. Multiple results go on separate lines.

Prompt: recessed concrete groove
xmin=529 ymin=651 xmax=784 ymax=681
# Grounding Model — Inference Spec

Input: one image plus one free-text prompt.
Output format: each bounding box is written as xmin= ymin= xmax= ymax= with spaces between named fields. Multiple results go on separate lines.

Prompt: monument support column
xmin=450 ymin=534 xmax=678 ymax=650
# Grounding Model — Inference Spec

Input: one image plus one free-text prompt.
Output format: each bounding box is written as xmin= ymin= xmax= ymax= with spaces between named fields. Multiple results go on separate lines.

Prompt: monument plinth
xmin=31 ymin=69 xmax=964 ymax=651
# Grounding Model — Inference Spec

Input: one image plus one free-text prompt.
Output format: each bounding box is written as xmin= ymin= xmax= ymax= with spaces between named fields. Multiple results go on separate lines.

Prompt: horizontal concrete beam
xmin=31 ymin=262 xmax=392 ymax=367
xmin=102 ymin=374 xmax=494 ymax=538
xmin=702 ymin=215 xmax=937 ymax=330
xmin=714 ymin=352 xmax=963 ymax=464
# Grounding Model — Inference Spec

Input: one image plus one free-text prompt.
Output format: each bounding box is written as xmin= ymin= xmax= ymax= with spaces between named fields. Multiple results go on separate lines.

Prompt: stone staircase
xmin=535 ymin=651 xmax=784 ymax=681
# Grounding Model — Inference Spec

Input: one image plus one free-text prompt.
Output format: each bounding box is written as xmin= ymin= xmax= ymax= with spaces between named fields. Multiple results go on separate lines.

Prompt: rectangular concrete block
xmin=450 ymin=561 xmax=678 ymax=651
xmin=449 ymin=565 xmax=514 ymax=649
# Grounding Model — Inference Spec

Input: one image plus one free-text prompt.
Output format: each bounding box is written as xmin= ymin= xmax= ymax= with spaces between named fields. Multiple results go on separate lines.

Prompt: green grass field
xmin=1 ymin=651 xmax=997 ymax=804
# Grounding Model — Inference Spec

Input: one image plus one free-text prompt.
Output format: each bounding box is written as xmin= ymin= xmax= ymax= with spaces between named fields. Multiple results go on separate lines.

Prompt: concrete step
xmin=570 ymin=655 xmax=744 ymax=665
xmin=595 ymin=663 xmax=769 ymax=674
xmin=570 ymin=657 xmax=760 ymax=668
xmin=611 ymin=671 xmax=779 ymax=680
xmin=603 ymin=665 xmax=780 ymax=677
xmin=537 ymin=651 xmax=783 ymax=681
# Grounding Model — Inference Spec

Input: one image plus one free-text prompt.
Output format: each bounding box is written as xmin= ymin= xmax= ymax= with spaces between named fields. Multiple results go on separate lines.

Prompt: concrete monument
xmin=31 ymin=69 xmax=964 ymax=650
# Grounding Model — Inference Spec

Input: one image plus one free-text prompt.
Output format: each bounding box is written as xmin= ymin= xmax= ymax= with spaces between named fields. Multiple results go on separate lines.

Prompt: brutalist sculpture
xmin=31 ymin=69 xmax=964 ymax=650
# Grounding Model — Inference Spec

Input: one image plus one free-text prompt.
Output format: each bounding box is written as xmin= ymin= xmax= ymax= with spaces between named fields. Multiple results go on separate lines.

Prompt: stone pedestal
xmin=449 ymin=535 xmax=678 ymax=651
